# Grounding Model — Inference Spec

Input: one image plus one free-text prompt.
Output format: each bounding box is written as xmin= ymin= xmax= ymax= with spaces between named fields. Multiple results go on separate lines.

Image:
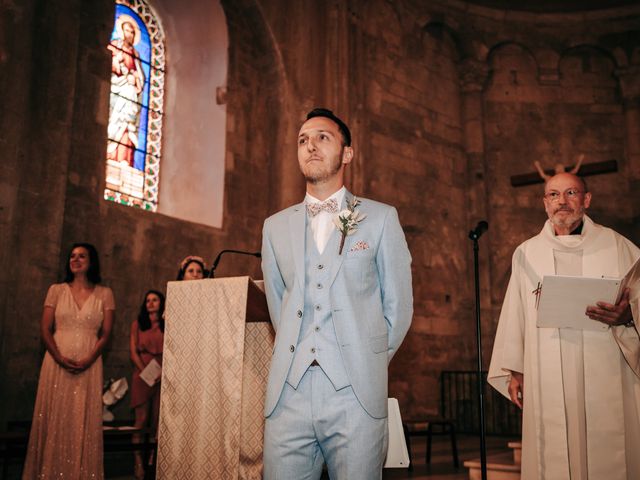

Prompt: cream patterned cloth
xmin=157 ymin=277 xmax=274 ymax=479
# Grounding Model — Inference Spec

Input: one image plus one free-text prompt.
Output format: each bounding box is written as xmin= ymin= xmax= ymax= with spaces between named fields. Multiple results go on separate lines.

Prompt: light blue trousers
xmin=263 ymin=366 xmax=388 ymax=480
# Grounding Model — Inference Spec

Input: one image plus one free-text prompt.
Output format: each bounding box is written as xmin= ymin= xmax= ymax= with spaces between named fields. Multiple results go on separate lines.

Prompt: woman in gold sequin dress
xmin=23 ymin=243 xmax=115 ymax=479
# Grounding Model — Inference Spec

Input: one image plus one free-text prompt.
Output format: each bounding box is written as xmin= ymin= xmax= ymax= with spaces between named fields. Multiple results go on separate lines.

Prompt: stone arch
xmin=598 ymin=29 xmax=640 ymax=68
xmin=421 ymin=21 xmax=463 ymax=62
xmin=360 ymin=0 xmax=403 ymax=49
xmin=218 ymin=0 xmax=290 ymax=216
xmin=560 ymin=44 xmax=618 ymax=65
xmin=148 ymin=0 xmax=288 ymax=227
xmin=486 ymin=41 xmax=537 ymax=64
xmin=486 ymin=41 xmax=539 ymax=89
xmin=558 ymin=44 xmax=618 ymax=88
xmin=147 ymin=0 xmax=230 ymax=227
xmin=611 ymin=46 xmax=631 ymax=68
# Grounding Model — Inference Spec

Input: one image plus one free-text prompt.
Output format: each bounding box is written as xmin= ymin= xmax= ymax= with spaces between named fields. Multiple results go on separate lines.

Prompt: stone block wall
xmin=1 ymin=0 xmax=639 ymax=424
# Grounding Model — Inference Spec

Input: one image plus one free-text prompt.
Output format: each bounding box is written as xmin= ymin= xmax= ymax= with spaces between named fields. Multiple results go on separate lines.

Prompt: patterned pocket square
xmin=349 ymin=240 xmax=370 ymax=252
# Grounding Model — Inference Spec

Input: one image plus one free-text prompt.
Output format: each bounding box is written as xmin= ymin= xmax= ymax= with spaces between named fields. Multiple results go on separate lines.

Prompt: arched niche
xmin=151 ymin=0 xmax=229 ymax=228
xmin=558 ymin=45 xmax=617 ymax=89
xmin=486 ymin=42 xmax=539 ymax=90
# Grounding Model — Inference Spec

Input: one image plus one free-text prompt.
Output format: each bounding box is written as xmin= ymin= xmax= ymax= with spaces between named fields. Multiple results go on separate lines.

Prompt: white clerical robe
xmin=488 ymin=216 xmax=640 ymax=480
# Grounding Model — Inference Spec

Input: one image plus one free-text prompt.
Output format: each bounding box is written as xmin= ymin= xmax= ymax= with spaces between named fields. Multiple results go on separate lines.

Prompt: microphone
xmin=468 ymin=220 xmax=489 ymax=240
xmin=209 ymin=250 xmax=261 ymax=278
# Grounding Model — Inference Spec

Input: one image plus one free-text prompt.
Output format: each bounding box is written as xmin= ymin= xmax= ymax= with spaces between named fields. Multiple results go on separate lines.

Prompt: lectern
xmin=157 ymin=277 xmax=274 ymax=479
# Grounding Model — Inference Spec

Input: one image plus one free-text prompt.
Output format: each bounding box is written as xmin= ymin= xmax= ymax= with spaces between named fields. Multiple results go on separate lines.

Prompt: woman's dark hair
xmin=137 ymin=290 xmax=166 ymax=332
xmin=176 ymin=258 xmax=207 ymax=280
xmin=64 ymin=243 xmax=101 ymax=284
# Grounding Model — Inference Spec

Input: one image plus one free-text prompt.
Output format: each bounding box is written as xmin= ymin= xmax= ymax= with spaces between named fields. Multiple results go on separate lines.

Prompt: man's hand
xmin=586 ymin=288 xmax=633 ymax=327
xmin=508 ymin=371 xmax=524 ymax=409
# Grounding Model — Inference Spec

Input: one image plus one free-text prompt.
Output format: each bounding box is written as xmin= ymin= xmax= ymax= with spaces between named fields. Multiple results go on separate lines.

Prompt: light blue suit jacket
xmin=261 ymin=192 xmax=413 ymax=419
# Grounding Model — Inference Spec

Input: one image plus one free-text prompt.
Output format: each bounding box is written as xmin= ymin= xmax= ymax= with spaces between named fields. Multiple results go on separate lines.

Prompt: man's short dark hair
xmin=306 ymin=108 xmax=351 ymax=147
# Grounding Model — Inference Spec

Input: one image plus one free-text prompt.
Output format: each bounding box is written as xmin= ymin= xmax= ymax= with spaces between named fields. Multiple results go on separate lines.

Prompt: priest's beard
xmin=548 ymin=206 xmax=585 ymax=232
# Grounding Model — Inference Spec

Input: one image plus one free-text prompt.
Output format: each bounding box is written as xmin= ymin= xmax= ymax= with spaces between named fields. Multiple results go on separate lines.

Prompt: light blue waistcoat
xmin=286 ymin=218 xmax=350 ymax=390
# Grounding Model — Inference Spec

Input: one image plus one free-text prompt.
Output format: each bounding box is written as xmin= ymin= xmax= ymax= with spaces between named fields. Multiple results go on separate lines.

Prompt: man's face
xmin=543 ymin=173 xmax=591 ymax=231
xmin=297 ymin=116 xmax=352 ymax=185
xmin=123 ymin=22 xmax=135 ymax=45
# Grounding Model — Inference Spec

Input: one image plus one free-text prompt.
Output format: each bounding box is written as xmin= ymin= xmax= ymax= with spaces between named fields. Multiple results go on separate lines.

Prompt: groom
xmin=261 ymin=108 xmax=413 ymax=479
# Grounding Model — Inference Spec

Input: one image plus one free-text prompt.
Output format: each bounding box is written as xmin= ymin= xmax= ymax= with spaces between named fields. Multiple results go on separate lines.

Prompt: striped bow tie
xmin=306 ymin=198 xmax=339 ymax=217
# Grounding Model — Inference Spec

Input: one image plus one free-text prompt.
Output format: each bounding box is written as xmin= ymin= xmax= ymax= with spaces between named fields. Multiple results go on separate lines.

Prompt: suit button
xmin=290 ymin=345 xmax=295 ymax=353
xmin=316 ymin=283 xmax=323 ymax=289
xmin=315 ymin=326 xmax=320 ymax=332
xmin=317 ymin=264 xmax=324 ymax=270
xmin=315 ymin=305 xmax=321 ymax=311
xmin=297 ymin=310 xmax=303 ymax=318
xmin=311 ymin=347 xmax=316 ymax=353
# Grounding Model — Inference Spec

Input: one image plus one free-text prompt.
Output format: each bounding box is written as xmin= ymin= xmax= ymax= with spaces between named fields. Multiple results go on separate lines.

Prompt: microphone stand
xmin=468 ymin=221 xmax=488 ymax=480
xmin=208 ymin=249 xmax=261 ymax=278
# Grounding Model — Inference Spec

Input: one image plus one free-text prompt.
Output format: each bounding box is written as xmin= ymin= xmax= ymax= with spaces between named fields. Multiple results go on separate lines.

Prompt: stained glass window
xmin=105 ymin=0 xmax=165 ymax=211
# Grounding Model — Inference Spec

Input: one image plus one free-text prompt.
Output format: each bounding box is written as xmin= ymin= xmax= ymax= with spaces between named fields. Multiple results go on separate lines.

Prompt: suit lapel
xmin=289 ymin=203 xmax=306 ymax=292
xmin=327 ymin=190 xmax=354 ymax=288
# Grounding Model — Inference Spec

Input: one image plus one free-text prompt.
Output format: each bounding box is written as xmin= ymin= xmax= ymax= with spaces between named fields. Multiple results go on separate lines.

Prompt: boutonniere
xmin=333 ymin=196 xmax=367 ymax=255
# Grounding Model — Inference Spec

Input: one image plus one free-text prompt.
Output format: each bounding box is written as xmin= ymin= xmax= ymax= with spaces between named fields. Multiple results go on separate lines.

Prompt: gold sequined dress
xmin=23 ymin=283 xmax=115 ymax=479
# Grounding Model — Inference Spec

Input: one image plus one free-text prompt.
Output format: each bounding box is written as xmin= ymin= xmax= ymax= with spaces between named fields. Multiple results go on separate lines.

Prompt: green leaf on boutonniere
xmin=333 ymin=196 xmax=367 ymax=255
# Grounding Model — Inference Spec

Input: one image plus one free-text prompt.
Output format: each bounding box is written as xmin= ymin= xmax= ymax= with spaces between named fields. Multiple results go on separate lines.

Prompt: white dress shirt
xmin=305 ymin=187 xmax=346 ymax=254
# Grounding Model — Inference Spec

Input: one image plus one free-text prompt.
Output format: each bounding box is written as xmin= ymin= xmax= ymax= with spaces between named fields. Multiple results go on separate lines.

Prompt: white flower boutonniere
xmin=333 ymin=196 xmax=367 ymax=255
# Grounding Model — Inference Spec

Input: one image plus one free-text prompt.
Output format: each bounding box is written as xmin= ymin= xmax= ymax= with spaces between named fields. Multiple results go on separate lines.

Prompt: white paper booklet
xmin=139 ymin=358 xmax=162 ymax=387
xmin=537 ymin=256 xmax=640 ymax=331
xmin=384 ymin=398 xmax=410 ymax=468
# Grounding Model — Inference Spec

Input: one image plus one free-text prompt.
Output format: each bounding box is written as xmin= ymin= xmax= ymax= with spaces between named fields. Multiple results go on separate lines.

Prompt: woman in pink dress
xmin=130 ymin=290 xmax=165 ymax=479
xmin=23 ymin=243 xmax=115 ymax=479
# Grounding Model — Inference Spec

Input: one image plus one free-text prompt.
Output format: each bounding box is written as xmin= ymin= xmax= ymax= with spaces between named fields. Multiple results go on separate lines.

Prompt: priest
xmin=488 ymin=172 xmax=640 ymax=480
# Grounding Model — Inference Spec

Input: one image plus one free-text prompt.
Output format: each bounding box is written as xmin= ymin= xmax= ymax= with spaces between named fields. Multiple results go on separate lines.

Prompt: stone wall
xmin=1 ymin=0 xmax=639 ymax=424
xmin=0 ymin=0 xmax=286 ymax=423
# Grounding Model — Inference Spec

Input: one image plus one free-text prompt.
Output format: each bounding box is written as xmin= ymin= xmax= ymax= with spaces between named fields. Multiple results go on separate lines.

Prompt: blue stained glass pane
xmin=134 ymin=106 xmax=150 ymax=170
xmin=106 ymin=0 xmax=164 ymax=212
xmin=109 ymin=5 xmax=152 ymax=172
xmin=111 ymin=5 xmax=151 ymax=65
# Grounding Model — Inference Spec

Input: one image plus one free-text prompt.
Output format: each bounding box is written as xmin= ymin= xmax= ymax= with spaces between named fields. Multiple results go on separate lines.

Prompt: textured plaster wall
xmin=154 ymin=0 xmax=228 ymax=228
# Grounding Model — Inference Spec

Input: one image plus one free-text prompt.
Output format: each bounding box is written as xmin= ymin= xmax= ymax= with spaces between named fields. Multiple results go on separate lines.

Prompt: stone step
xmin=507 ymin=441 xmax=521 ymax=465
xmin=464 ymin=451 xmax=521 ymax=480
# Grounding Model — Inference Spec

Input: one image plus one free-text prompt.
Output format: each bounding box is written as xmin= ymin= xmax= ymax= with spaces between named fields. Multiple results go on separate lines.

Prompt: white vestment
xmin=488 ymin=216 xmax=640 ymax=480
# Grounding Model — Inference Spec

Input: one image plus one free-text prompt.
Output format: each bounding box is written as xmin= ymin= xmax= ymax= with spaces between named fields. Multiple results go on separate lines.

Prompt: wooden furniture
xmin=403 ymin=417 xmax=459 ymax=470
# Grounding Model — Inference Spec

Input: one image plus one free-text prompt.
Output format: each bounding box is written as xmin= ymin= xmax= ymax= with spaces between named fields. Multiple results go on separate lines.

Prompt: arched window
xmin=105 ymin=0 xmax=165 ymax=211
